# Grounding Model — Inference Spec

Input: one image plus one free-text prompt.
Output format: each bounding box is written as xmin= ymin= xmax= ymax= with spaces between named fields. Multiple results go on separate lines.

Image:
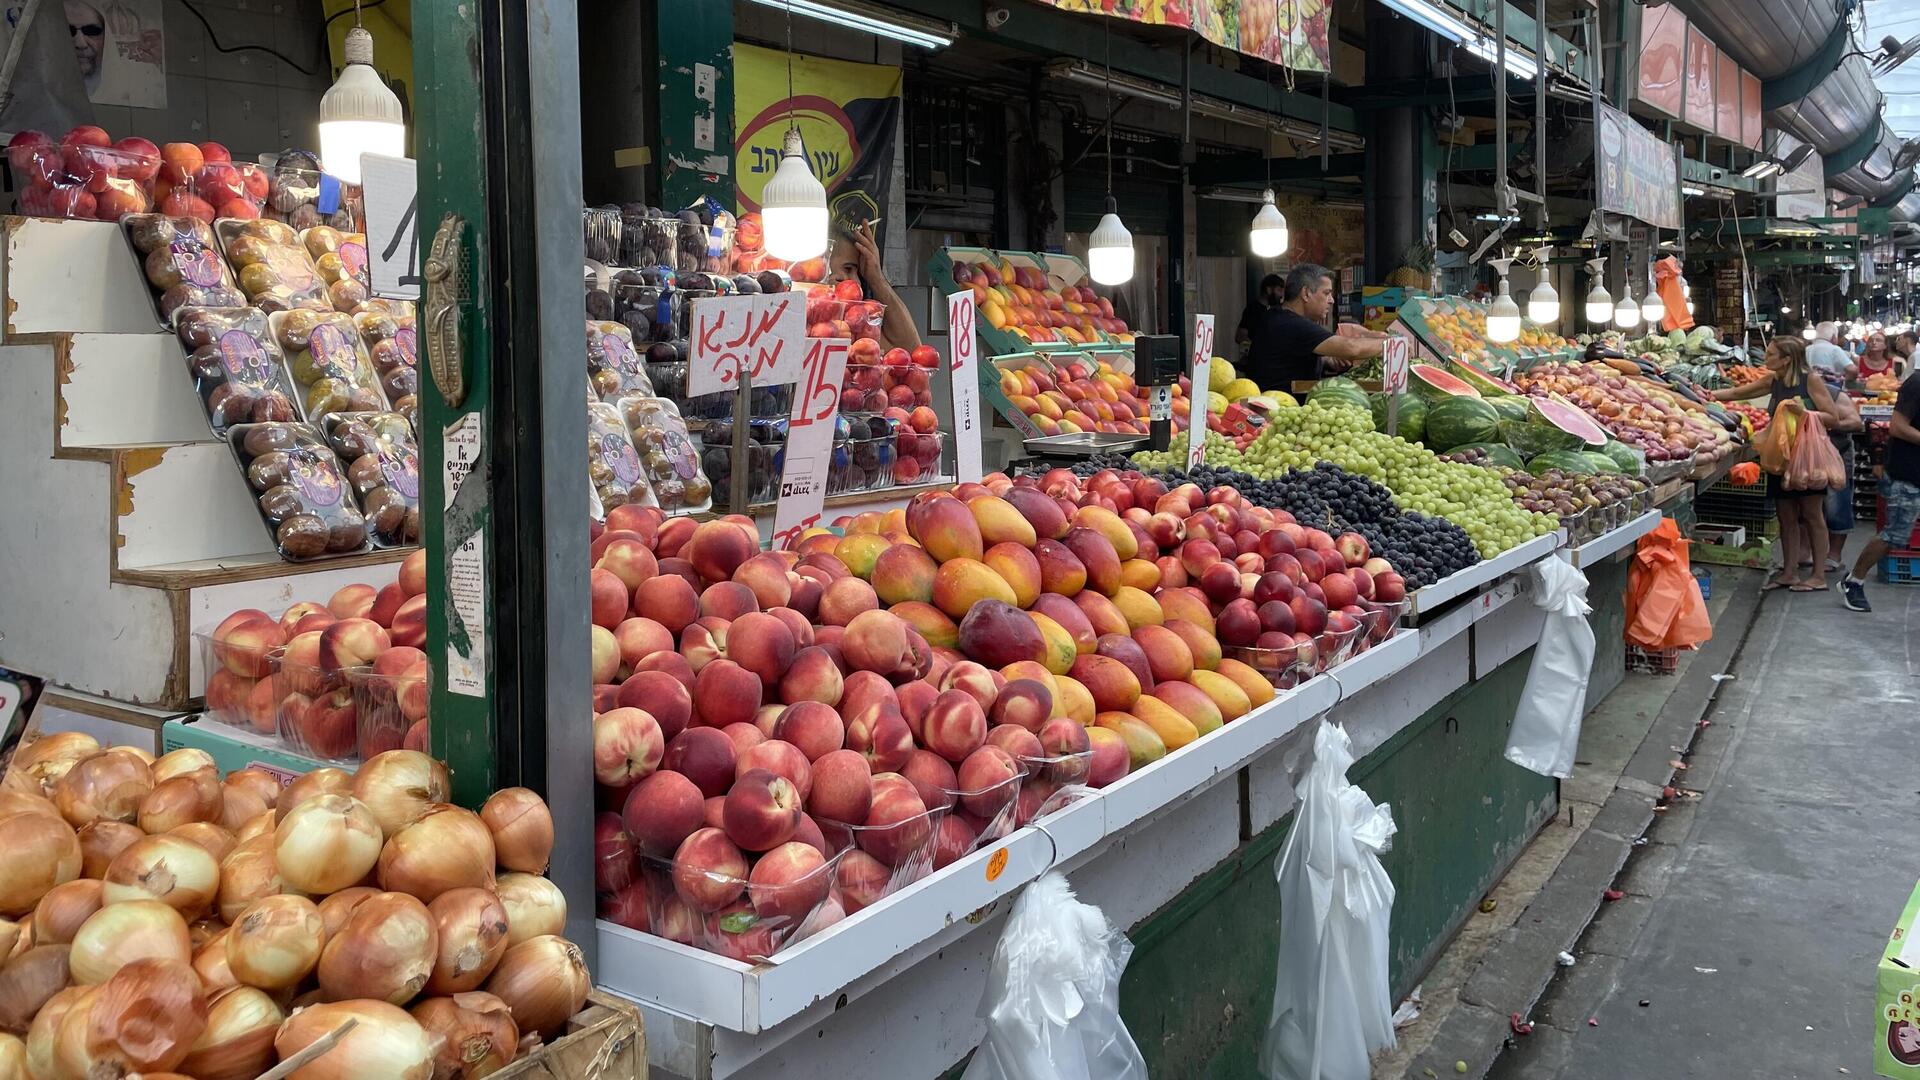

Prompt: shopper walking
xmin=1235 ymin=273 xmax=1284 ymax=358
xmin=1838 ymin=364 xmax=1920 ymax=612
xmin=1712 ymin=336 xmax=1844 ymax=592
xmin=1806 ymin=322 xmax=1854 ymax=379
xmin=1819 ymin=369 xmax=1864 ymax=571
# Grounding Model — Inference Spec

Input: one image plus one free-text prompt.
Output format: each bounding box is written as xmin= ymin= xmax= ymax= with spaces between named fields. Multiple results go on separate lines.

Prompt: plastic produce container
xmin=227 ymin=421 xmax=371 ymax=560
xmin=175 ymin=306 xmax=300 ymax=434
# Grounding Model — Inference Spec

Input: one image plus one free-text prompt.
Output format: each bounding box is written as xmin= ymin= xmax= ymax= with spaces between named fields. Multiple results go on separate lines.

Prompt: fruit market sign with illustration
xmin=1032 ymin=0 xmax=1330 ymax=72
xmin=1595 ymin=103 xmax=1681 ymax=231
xmin=949 ymin=290 xmax=984 ymax=483
xmin=734 ymin=43 xmax=900 ymax=242
xmin=688 ymin=292 xmax=806 ymax=397
xmin=772 ymin=338 xmax=850 ymax=550
xmin=1189 ymin=314 xmax=1214 ymax=470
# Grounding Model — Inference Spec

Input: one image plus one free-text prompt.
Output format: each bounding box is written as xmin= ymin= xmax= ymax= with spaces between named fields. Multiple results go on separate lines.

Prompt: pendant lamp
xmin=318 ymin=24 xmax=405 ymax=184
xmin=762 ymin=129 xmax=828 ymax=261
xmin=1249 ymin=190 xmax=1289 ymax=259
xmin=1613 ymin=282 xmax=1640 ymax=329
xmin=1583 ymin=257 xmax=1612 ymax=325
xmin=1641 ymin=274 xmax=1665 ymax=325
xmin=1527 ymin=278 xmax=1559 ymax=325
xmin=1485 ymin=258 xmax=1520 ymax=343
xmin=1087 ymin=20 xmax=1134 ymax=286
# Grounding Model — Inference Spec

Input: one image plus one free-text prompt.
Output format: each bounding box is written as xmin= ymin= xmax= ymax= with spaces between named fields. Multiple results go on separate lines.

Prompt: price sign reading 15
xmin=688 ymin=293 xmax=804 ymax=397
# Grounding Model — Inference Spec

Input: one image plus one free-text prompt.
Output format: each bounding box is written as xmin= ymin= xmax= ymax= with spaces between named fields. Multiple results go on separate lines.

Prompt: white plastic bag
xmin=1259 ymin=721 xmax=1398 ymax=1080
xmin=1504 ymin=556 xmax=1597 ymax=779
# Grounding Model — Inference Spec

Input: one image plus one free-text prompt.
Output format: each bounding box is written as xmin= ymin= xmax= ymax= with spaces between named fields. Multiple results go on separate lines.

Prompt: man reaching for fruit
xmin=829 ymin=219 xmax=922 ymax=354
xmin=1246 ymin=263 xmax=1386 ymax=392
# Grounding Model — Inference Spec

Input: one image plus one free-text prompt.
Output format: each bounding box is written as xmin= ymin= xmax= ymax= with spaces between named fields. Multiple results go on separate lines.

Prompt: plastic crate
xmin=1880 ymin=553 xmax=1920 ymax=585
xmin=1625 ymin=644 xmax=1683 ymax=676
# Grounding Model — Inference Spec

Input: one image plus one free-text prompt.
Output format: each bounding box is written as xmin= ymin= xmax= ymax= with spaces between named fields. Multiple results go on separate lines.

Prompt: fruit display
xmin=802 ymin=280 xmax=884 ymax=341
xmin=1133 ymin=399 xmax=1559 ymax=558
xmin=228 ymin=422 xmax=371 ymax=560
xmin=262 ymin=149 xmax=362 ymax=231
xmin=352 ymin=300 xmax=420 ymax=417
xmin=217 ymin=218 xmax=333 ymax=314
xmin=994 ymin=353 xmax=1165 ymax=438
xmin=0 ymin=740 xmax=592 ymax=1078
xmin=947 ymin=256 xmax=1132 ymax=347
xmin=587 ymin=403 xmax=654 ymax=516
xmin=1395 ymin=295 xmax=1572 ymax=368
xmin=617 ymin=397 xmax=713 ymax=512
xmin=842 ymin=340 xmax=939 ymax=413
xmin=1497 ymin=464 xmax=1648 ymax=535
xmin=175 ymin=307 xmax=300 ymax=434
xmin=123 ymin=213 xmax=247 ymax=321
xmin=1193 ymin=358 xmax=1297 ymax=450
xmin=301 ymin=226 xmax=370 ymax=311
xmin=613 ymin=200 xmax=736 ymax=274
xmin=586 ymin=319 xmax=653 ymax=403
xmin=6 ymin=126 xmax=161 ymax=221
xmin=1724 ymin=401 xmax=1769 ymax=433
xmin=1511 ymin=362 xmax=1734 ymax=466
xmin=324 ymin=413 xmax=422 ymax=548
xmin=273 ymin=310 xmax=389 ymax=418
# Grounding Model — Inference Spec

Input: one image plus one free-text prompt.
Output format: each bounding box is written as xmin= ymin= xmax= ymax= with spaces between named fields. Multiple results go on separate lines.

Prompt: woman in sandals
xmin=1712 ymin=336 xmax=1845 ymax=592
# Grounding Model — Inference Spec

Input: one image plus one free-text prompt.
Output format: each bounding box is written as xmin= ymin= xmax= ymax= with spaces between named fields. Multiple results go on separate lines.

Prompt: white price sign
xmin=688 ymin=292 xmax=806 ymax=398
xmin=1382 ymin=335 xmax=1411 ymax=394
xmin=360 ymin=154 xmax=422 ymax=301
xmin=948 ymin=290 xmax=983 ymax=484
xmin=771 ymin=338 xmax=850 ymax=550
xmin=1188 ymin=314 xmax=1215 ymax=470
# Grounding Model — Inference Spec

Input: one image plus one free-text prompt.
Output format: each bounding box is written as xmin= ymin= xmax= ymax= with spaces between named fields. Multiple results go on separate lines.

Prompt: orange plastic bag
xmin=1783 ymin=410 xmax=1846 ymax=491
xmin=1625 ymin=517 xmax=1712 ymax=650
xmin=1755 ymin=399 xmax=1802 ymax=475
xmin=1729 ymin=462 xmax=1761 ymax=486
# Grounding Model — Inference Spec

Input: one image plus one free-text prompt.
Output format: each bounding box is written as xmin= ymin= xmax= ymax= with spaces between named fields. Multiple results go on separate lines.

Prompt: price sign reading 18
xmin=771 ymin=337 xmax=850 ymax=551
xmin=688 ymin=293 xmax=805 ymax=398
xmin=948 ymin=290 xmax=983 ymax=484
xmin=1188 ymin=313 xmax=1215 ymax=470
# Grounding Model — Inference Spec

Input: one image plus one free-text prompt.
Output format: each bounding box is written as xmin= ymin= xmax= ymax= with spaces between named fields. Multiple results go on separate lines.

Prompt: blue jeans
xmin=1825 ymin=458 xmax=1855 ymax=535
xmin=1881 ymin=478 xmax=1920 ymax=549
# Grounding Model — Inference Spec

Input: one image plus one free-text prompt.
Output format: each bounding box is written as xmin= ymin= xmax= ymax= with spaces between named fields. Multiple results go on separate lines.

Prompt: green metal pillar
xmin=650 ymin=0 xmax=735 ymax=211
xmin=1363 ymin=15 xmax=1440 ymax=282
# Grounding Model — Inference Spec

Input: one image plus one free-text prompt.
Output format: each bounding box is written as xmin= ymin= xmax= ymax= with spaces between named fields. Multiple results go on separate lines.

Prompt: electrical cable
xmin=178 ymin=0 xmax=317 ymax=75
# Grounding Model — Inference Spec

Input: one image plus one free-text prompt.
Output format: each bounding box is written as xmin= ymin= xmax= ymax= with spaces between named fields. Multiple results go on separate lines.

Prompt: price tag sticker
xmin=1383 ymin=335 xmax=1412 ymax=394
xmin=360 ymin=154 xmax=422 ymax=301
xmin=771 ymin=338 xmax=850 ymax=550
xmin=1188 ymin=314 xmax=1215 ymax=471
xmin=949 ymin=290 xmax=983 ymax=484
xmin=688 ymin=293 xmax=806 ymax=398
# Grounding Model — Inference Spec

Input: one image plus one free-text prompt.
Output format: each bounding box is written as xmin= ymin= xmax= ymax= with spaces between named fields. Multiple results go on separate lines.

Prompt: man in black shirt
xmin=1234 ymin=273 xmax=1285 ymax=357
xmin=1245 ymin=263 xmax=1386 ymax=391
xmin=1839 ymin=373 xmax=1920 ymax=612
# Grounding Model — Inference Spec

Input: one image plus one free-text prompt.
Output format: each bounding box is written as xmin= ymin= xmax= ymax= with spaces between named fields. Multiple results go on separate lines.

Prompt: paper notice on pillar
xmin=948 ymin=290 xmax=983 ymax=484
xmin=1188 ymin=314 xmax=1214 ymax=470
xmin=771 ymin=337 xmax=849 ymax=551
xmin=688 ymin=292 xmax=805 ymax=398
xmin=71 ymin=0 xmax=166 ymax=108
xmin=445 ymin=531 xmax=486 ymax=697
xmin=442 ymin=413 xmax=481 ymax=512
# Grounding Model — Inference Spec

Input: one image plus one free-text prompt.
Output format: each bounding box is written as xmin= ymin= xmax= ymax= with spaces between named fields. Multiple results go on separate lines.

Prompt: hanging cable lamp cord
xmin=1103 ymin=17 xmax=1113 ymax=201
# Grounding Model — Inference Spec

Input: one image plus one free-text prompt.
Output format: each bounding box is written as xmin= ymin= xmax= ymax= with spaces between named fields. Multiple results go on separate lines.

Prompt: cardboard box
xmin=1876 ymin=880 xmax=1920 ymax=1076
xmin=162 ymin=715 xmax=327 ymax=784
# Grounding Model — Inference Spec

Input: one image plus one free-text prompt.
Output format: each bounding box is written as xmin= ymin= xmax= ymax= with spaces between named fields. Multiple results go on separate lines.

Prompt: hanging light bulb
xmin=1487 ymin=280 xmax=1522 ymax=343
xmin=762 ymin=128 xmax=829 ymax=261
xmin=1641 ymin=274 xmax=1665 ymax=326
xmin=1803 ymin=323 xmax=1818 ymax=340
xmin=1527 ymin=278 xmax=1559 ymax=325
xmin=1584 ymin=257 xmax=1612 ymax=325
xmin=1614 ymin=282 xmax=1640 ymax=329
xmin=1685 ymin=298 xmax=1694 ymax=315
xmin=1088 ymin=197 xmax=1134 ymax=286
xmin=1249 ymin=190 xmax=1289 ymax=258
xmin=317 ymin=24 xmax=405 ymax=185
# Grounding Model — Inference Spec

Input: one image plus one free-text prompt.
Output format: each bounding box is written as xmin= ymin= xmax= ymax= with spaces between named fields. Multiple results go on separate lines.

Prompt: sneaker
xmin=1838 ymin=578 xmax=1871 ymax=613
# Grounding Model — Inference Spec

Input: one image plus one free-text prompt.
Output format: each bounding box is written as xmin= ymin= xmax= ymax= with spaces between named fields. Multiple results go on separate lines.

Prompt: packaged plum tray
xmin=226 ymin=421 xmax=373 ymax=561
xmin=215 ymin=217 xmax=333 ymax=313
xmin=175 ymin=306 xmax=301 ymax=436
xmin=121 ymin=213 xmax=248 ymax=327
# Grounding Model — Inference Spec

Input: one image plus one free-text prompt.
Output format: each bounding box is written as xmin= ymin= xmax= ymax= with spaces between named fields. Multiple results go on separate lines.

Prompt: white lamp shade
xmin=1802 ymin=324 xmax=1818 ymax=339
xmin=761 ymin=129 xmax=829 ymax=262
xmin=1249 ymin=192 xmax=1289 ymax=258
xmin=1087 ymin=210 xmax=1134 ymax=286
xmin=1642 ymin=289 xmax=1666 ymax=324
xmin=1527 ymin=279 xmax=1559 ymax=325
xmin=318 ymin=27 xmax=404 ymax=185
xmin=1486 ymin=280 xmax=1521 ymax=343
xmin=1585 ymin=283 xmax=1612 ymax=325
xmin=1613 ymin=286 xmax=1640 ymax=329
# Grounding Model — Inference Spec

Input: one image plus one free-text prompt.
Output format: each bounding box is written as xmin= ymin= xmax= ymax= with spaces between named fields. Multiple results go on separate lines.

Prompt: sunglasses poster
xmin=64 ymin=0 xmax=165 ymax=107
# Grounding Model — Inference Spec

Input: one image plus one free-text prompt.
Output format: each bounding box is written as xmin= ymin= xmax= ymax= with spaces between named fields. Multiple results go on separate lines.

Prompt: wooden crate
xmin=498 ymin=991 xmax=648 ymax=1079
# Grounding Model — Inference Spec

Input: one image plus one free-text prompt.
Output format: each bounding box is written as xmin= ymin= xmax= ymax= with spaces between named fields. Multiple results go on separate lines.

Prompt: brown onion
xmin=0 ymin=944 xmax=69 ymax=1034
xmin=217 ymin=785 xmax=273 ymax=832
xmin=493 ymin=873 xmax=567 ymax=947
xmin=169 ymin=820 xmax=238 ymax=862
xmin=51 ymin=749 xmax=152 ymax=828
xmin=193 ymin=928 xmax=239 ymax=994
xmin=272 ymin=999 xmax=434 ymax=1080
xmin=48 ymin=986 xmax=100 ymax=1080
xmin=150 ymin=748 xmax=216 ymax=785
xmin=103 ymin=834 xmax=220 ymax=918
xmin=317 ymin=886 xmax=380 ymax=939
xmin=25 ymin=984 xmax=87 ymax=1079
xmin=84 ymin=957 xmax=208 ymax=1075
xmin=69 ymin=899 xmax=192 ymax=984
xmin=411 ymin=990 xmax=519 ymax=1078
xmin=276 ymin=794 xmax=382 ymax=895
xmin=352 ymin=750 xmax=450 ymax=838
xmin=0 ymin=918 xmax=18 ymax=961
xmin=223 ymin=768 xmax=283 ymax=810
xmin=0 ymin=808 xmax=81 ymax=916
xmin=77 ymin=819 xmax=142 ymax=878
xmin=138 ymin=769 xmax=224 ymax=833
xmin=217 ymin=834 xmax=282 ymax=924
xmin=2 ymin=732 xmax=99 ymax=798
xmin=0 ymin=1031 xmax=22 ymax=1076
xmin=4 ymin=922 xmax=24 ymax=963
xmin=32 ymin=877 xmax=102 ymax=944
xmin=480 ymin=788 xmax=554 ymax=874
xmin=226 ymin=895 xmax=324 ymax=991
xmin=425 ymin=887 xmax=511 ymax=995
xmin=377 ymin=804 xmax=496 ymax=903
xmin=189 ymin=917 xmax=225 ymax=950
xmin=115 ymin=746 xmax=155 ymax=765
xmin=178 ymin=985 xmax=283 ymax=1080
xmin=276 ymin=767 xmax=354 ymax=820
xmin=0 ymin=791 xmax=62 ymax=821
xmin=316 ymin=892 xmax=436 ymax=1005
xmin=483 ymin=935 xmax=590 ymax=1037
xmin=234 ymin=808 xmax=278 ymax=844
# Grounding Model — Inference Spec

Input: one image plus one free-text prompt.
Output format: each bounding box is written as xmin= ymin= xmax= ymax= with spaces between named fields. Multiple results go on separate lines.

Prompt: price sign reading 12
xmin=1382 ymin=335 xmax=1411 ymax=394
xmin=1188 ymin=314 xmax=1215 ymax=470
xmin=948 ymin=289 xmax=984 ymax=484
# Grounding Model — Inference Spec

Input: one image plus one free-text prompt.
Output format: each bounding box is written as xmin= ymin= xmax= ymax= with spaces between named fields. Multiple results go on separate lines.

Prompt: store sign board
xmin=1633 ymin=4 xmax=1686 ymax=120
xmin=687 ymin=293 xmax=805 ymax=398
xmin=948 ymin=290 xmax=983 ymax=485
xmin=734 ymin=44 xmax=902 ymax=246
xmin=1682 ymin=27 xmax=1714 ymax=131
xmin=1188 ymin=314 xmax=1214 ymax=471
xmin=1596 ymin=104 xmax=1682 ymax=231
xmin=1026 ymin=0 xmax=1330 ymax=73
xmin=771 ymin=337 xmax=849 ymax=551
xmin=361 ymin=153 xmax=422 ymax=301
xmin=1714 ymin=51 xmax=1742 ymax=144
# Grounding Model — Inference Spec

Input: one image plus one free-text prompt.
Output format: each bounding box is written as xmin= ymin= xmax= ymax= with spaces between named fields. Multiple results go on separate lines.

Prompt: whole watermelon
xmin=1485 ymin=396 xmax=1533 ymax=424
xmin=1499 ymin=418 xmax=1585 ymax=457
xmin=1581 ymin=452 xmax=1625 ymax=474
xmin=1598 ymin=440 xmax=1643 ymax=474
xmin=1423 ymin=396 xmax=1502 ymax=451
xmin=1527 ymin=450 xmax=1602 ymax=476
xmin=1308 ymin=377 xmax=1371 ymax=413
xmin=1368 ymin=392 xmax=1426 ymax=442
xmin=1455 ymin=442 xmax=1526 ymax=470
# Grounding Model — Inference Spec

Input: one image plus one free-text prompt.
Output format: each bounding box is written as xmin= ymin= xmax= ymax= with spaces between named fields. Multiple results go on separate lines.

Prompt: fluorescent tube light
xmin=740 ymin=0 xmax=954 ymax=48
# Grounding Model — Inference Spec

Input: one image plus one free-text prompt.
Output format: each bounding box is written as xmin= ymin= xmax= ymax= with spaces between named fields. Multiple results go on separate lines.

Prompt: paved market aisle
xmin=1498 ymin=580 xmax=1920 ymax=1079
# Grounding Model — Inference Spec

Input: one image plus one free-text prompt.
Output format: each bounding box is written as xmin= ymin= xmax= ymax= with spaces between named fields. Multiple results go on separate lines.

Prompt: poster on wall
xmin=1633 ymin=3 xmax=1685 ymax=120
xmin=1714 ymin=51 xmax=1741 ymax=143
xmin=1030 ymin=0 xmax=1330 ymax=74
xmin=1682 ymin=25 xmax=1714 ymax=131
xmin=1740 ymin=71 xmax=1761 ymax=150
xmin=1596 ymin=103 xmax=1682 ymax=230
xmin=1775 ymin=153 xmax=1825 ymax=222
xmin=734 ymin=43 xmax=901 ymax=248
xmin=63 ymin=0 xmax=165 ymax=108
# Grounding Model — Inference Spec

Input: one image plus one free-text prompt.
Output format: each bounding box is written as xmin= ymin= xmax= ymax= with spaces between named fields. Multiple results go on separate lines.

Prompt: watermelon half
xmin=1450 ymin=357 xmax=1519 ymax=396
xmin=1411 ymin=364 xmax=1482 ymax=402
xmin=1424 ymin=395 xmax=1502 ymax=451
xmin=1499 ymin=418 xmax=1585 ymax=458
xmin=1530 ymin=393 xmax=1610 ymax=447
xmin=1485 ymin=396 xmax=1533 ymax=423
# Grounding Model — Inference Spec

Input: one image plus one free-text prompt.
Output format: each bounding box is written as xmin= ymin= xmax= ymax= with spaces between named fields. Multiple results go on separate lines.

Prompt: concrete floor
xmin=1496 ymin=576 xmax=1920 ymax=1078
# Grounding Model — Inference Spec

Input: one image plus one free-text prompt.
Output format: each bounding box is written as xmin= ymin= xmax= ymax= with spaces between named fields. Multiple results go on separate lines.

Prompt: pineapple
xmin=1386 ymin=242 xmax=1433 ymax=290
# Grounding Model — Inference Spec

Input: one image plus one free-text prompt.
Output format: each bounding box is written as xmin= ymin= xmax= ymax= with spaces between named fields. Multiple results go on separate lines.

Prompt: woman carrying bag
xmin=1713 ymin=336 xmax=1846 ymax=592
